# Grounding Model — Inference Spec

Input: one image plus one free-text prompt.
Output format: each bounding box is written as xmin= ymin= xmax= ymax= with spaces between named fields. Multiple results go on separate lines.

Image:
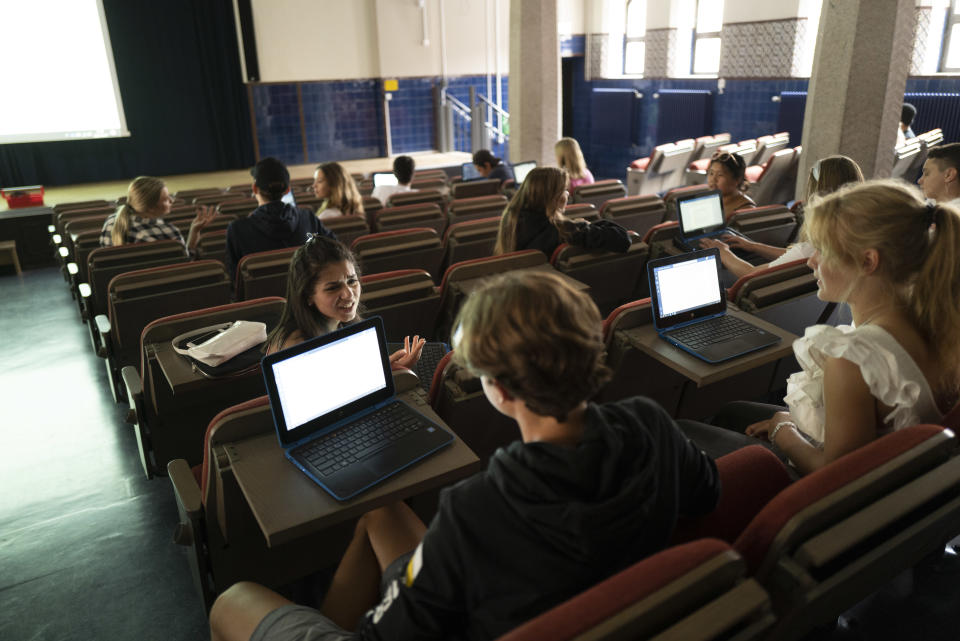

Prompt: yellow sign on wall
xmin=384 ymin=79 xmax=399 ymax=92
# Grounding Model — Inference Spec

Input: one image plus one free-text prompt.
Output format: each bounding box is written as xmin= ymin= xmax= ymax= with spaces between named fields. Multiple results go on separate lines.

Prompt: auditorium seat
xmin=124 ymin=297 xmax=283 ymax=478
xmin=751 ymin=132 xmax=791 ymax=168
xmin=192 ymin=192 xmax=248 ymax=206
xmin=169 ymin=395 xmax=353 ymax=610
xmin=351 ymin=228 xmax=444 ymax=278
xmin=727 ymin=204 xmax=798 ymax=248
xmin=362 ymin=195 xmax=383 ymax=224
xmin=410 ymin=177 xmax=448 ymax=192
xmin=375 ymin=202 xmax=446 ymax=235
xmin=689 ymin=132 xmax=732 ymax=164
xmin=497 ymin=539 xmax=775 ymax=641
xmin=451 ymin=178 xmax=501 ymax=199
xmin=746 ymin=148 xmax=798 ymax=206
xmin=95 ymin=260 xmax=232 ymax=403
xmin=892 ymin=140 xmax=924 ymax=181
xmin=413 ymin=169 xmax=449 ymax=182
xmin=599 ymin=194 xmax=666 ymax=237
xmin=447 ymin=194 xmax=508 ymax=227
xmin=709 ymin=425 xmax=960 ymax=641
xmin=441 ymin=216 xmax=500 ymax=273
xmin=626 ymin=139 xmax=696 ymax=196
xmin=196 ymin=229 xmax=228 ymax=265
xmin=641 ymin=220 xmax=680 ymax=260
xmin=64 ymin=230 xmax=102 ymax=295
xmin=173 ymin=187 xmax=222 ymax=200
xmin=235 ymin=246 xmax=298 ymax=300
xmin=550 ymin=233 xmax=649 ymax=316
xmin=571 ymin=179 xmax=627 ymax=208
xmin=55 ymin=206 xmax=115 ymax=237
xmin=387 ymin=189 xmax=446 ymax=213
xmin=685 ymin=141 xmax=758 ymax=185
xmin=435 ymin=250 xmax=548 ymax=341
xmin=216 ymin=198 xmax=258 ymax=217
xmin=562 ymin=202 xmax=600 ymax=222
xmin=358 ymin=178 xmax=374 ymax=196
xmin=360 ymin=269 xmax=441 ymax=341
xmin=597 ymin=298 xmax=687 ymax=415
xmin=53 ymin=199 xmax=114 ymax=215
xmin=428 ymin=351 xmax=518 ymax=466
xmin=320 ymin=215 xmax=370 ymax=248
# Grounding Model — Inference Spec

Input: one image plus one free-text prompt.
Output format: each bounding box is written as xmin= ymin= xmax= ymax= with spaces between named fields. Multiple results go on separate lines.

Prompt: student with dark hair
xmin=371 ymin=155 xmax=416 ymax=205
xmin=209 ymin=269 xmax=720 ymax=641
xmin=224 ymin=157 xmax=335 ymax=282
xmin=707 ymin=151 xmax=755 ymax=214
xmin=494 ymin=166 xmax=630 ymax=257
xmin=919 ymin=142 xmax=960 ymax=206
xmin=901 ymin=103 xmax=917 ymax=140
xmin=264 ymin=234 xmax=423 ymax=368
xmin=472 ymin=149 xmax=514 ymax=184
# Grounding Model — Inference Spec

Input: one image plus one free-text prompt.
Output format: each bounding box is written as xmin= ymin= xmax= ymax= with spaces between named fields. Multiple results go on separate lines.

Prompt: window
xmin=624 ymin=0 xmax=646 ymax=75
xmin=692 ymin=0 xmax=723 ymax=75
xmin=941 ymin=0 xmax=960 ymax=71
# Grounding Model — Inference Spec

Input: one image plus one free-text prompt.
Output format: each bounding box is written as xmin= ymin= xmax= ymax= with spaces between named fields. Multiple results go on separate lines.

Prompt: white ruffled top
xmin=784 ymin=324 xmax=942 ymax=444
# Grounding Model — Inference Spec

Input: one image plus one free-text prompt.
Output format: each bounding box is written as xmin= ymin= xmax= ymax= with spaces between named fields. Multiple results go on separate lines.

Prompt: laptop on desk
xmin=511 ymin=160 xmax=537 ymax=186
xmin=461 ymin=162 xmax=482 ymax=181
xmin=372 ymin=172 xmax=398 ymax=188
xmin=261 ymin=317 xmax=454 ymax=501
xmin=674 ymin=189 xmax=741 ymax=252
xmin=647 ymin=248 xmax=780 ymax=364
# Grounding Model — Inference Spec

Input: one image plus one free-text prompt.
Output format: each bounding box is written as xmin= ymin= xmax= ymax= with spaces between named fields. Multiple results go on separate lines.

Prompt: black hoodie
xmin=357 ymin=396 xmax=719 ymax=641
xmin=224 ymin=201 xmax=335 ymax=282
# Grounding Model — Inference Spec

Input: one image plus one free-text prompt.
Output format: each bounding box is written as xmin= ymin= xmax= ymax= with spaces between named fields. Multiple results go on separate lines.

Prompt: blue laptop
xmin=261 ymin=317 xmax=453 ymax=501
xmin=647 ymin=249 xmax=780 ymax=363
xmin=674 ymin=189 xmax=743 ymax=251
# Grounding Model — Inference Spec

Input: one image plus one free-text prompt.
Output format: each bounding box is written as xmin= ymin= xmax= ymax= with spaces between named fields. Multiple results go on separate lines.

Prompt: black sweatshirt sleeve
xmin=567 ymin=220 xmax=631 ymax=253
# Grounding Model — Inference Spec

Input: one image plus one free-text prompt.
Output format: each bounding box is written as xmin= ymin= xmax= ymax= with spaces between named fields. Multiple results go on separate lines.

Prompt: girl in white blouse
xmin=680 ymin=180 xmax=960 ymax=475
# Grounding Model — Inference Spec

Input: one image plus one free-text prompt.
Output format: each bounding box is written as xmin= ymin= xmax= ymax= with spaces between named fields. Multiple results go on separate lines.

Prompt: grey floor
xmin=0 ymin=267 xmax=208 ymax=641
xmin=2 ymin=266 xmax=960 ymax=641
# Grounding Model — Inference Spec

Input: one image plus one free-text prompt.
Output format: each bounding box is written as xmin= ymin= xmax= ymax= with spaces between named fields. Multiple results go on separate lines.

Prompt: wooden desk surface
xmin=226 ymin=392 xmax=481 ymax=547
xmin=453 ymin=262 xmax=590 ymax=296
xmin=153 ymin=340 xmax=217 ymax=394
xmin=619 ymin=308 xmax=797 ymax=387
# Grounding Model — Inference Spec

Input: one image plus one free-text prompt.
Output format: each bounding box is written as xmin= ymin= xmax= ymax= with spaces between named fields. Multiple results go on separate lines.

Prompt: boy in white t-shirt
xmin=371 ymin=156 xmax=416 ymax=206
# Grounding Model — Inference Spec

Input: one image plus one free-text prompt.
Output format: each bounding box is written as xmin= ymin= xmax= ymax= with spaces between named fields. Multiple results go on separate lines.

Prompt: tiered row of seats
xmin=627 ymin=132 xmax=802 ymax=206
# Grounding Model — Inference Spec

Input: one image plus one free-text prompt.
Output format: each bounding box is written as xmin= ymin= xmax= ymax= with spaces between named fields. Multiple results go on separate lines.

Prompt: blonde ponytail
xmin=110 ymin=203 xmax=133 ymax=246
xmin=110 ymin=176 xmax=166 ymax=246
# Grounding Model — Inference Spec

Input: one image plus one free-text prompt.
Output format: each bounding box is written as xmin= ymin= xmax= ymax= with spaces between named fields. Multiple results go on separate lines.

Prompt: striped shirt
xmin=99 ymin=212 xmax=185 ymax=247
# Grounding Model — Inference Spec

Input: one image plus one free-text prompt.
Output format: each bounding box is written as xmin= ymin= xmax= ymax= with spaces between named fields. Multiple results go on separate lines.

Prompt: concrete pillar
xmin=798 ymin=0 xmax=915 ymax=195
xmin=509 ymin=0 xmax=560 ymax=166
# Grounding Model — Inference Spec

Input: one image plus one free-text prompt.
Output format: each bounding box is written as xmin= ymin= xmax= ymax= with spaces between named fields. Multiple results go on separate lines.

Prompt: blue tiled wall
xmin=251 ymin=84 xmax=303 ymax=165
xmin=250 ymin=75 xmax=509 ymax=167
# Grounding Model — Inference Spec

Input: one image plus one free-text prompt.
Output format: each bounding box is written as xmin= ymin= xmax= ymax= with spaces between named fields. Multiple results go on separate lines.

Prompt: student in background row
xmin=225 ymin=157 xmax=334 ymax=282
xmin=371 ymin=155 xmax=416 ymax=206
xmin=494 ymin=167 xmax=630 ymax=257
xmin=313 ymin=162 xmax=365 ymax=220
xmin=99 ymin=176 xmax=216 ymax=251
xmin=897 ymin=102 xmax=917 ymax=148
xmin=472 ymin=149 xmax=514 ymax=184
xmin=679 ymin=180 xmax=960 ymax=476
xmin=707 ymin=151 xmax=755 ymax=214
xmin=701 ymin=155 xmax=864 ymax=280
xmin=919 ymin=142 xmax=960 ymax=207
xmin=210 ymin=270 xmax=719 ymax=641
xmin=555 ymin=137 xmax=595 ymax=188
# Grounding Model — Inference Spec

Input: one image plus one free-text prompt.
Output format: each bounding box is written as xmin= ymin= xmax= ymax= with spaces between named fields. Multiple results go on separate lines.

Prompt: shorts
xmin=250 ymin=605 xmax=355 ymax=641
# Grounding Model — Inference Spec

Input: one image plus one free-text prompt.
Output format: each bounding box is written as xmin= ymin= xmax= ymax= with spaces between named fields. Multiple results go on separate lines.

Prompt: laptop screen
xmin=677 ymin=191 xmax=724 ymax=237
xmin=262 ymin=318 xmax=394 ymax=445
xmin=282 ymin=189 xmax=296 ymax=206
xmin=649 ymin=251 xmax=725 ymax=328
xmin=512 ymin=161 xmax=537 ymax=185
xmin=461 ymin=162 xmax=481 ymax=181
xmin=373 ymin=172 xmax=398 ymax=187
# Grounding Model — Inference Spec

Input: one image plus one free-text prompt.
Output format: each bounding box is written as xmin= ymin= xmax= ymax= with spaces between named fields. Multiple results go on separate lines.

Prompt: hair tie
xmin=811 ymin=160 xmax=821 ymax=182
xmin=925 ymin=202 xmax=938 ymax=227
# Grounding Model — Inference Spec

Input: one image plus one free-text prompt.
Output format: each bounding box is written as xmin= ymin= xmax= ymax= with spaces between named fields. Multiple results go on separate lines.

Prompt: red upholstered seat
xmin=745 ymin=164 xmax=765 ymax=182
xmin=630 ymin=156 xmax=652 ymax=170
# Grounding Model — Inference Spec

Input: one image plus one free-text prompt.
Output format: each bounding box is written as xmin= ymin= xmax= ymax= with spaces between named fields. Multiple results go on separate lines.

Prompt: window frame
xmin=939 ymin=0 xmax=960 ymax=72
xmin=691 ymin=0 xmax=722 ymax=76
xmin=623 ymin=0 xmax=646 ymax=76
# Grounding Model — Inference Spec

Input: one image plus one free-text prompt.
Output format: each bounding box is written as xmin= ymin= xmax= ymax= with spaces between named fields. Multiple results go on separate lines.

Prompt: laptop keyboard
xmin=388 ymin=342 xmax=449 ymax=393
xmin=667 ymin=315 xmax=758 ymax=349
xmin=296 ymin=403 xmax=422 ymax=477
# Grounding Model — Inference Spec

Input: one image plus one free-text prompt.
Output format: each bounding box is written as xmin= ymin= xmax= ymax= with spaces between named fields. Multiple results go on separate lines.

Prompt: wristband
xmin=770 ymin=421 xmax=796 ymax=445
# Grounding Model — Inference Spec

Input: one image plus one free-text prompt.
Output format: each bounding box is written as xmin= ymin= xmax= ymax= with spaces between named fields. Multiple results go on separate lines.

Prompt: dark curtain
xmin=0 ymin=0 xmax=254 ymax=187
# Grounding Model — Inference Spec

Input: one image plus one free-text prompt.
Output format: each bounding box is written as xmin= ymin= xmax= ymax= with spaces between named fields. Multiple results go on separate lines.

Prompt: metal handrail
xmin=477 ymin=93 xmax=509 ymax=119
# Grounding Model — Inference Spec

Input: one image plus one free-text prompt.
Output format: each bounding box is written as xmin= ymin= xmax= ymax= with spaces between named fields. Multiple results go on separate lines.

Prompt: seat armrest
xmin=169 ymin=459 xmax=202 ymax=517
xmin=94 ymin=315 xmax=111 ymax=357
xmin=67 ymin=262 xmax=78 ymax=276
xmin=78 ymin=282 xmax=91 ymax=298
xmin=94 ymin=314 xmax=111 ymax=337
xmin=58 ymin=246 xmax=69 ymax=258
xmin=392 ymin=367 xmax=420 ymax=392
xmin=121 ymin=365 xmax=142 ymax=424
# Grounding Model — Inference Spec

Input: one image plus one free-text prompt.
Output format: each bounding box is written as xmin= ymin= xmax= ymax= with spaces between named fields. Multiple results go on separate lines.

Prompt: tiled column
xmin=645 ymin=28 xmax=679 ymax=78
xmin=509 ymin=0 xmax=560 ymax=166
xmin=799 ymin=0 xmax=915 ymax=190
xmin=719 ymin=19 xmax=809 ymax=78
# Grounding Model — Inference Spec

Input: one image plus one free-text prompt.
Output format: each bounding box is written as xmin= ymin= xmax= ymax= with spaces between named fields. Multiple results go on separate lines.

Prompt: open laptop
xmin=372 ymin=172 xmax=398 ymax=188
xmin=674 ymin=189 xmax=741 ymax=251
xmin=511 ymin=160 xmax=537 ymax=185
xmin=281 ymin=189 xmax=297 ymax=206
xmin=261 ymin=317 xmax=454 ymax=501
xmin=647 ymin=248 xmax=780 ymax=363
xmin=461 ymin=162 xmax=482 ymax=181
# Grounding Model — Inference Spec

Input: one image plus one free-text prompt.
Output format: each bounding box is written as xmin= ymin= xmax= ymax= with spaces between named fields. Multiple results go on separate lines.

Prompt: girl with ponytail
xmin=679 ymin=180 xmax=960 ymax=475
xmin=100 ymin=176 xmax=216 ymax=250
